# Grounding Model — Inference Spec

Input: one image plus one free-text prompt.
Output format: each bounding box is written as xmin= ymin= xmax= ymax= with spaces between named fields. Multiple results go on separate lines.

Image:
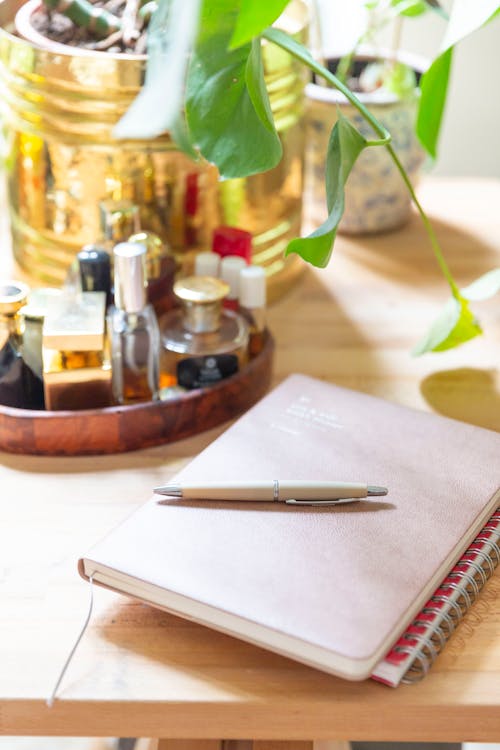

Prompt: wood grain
xmin=0 ymin=334 xmax=274 ymax=455
xmin=1 ymin=178 xmax=500 ymax=742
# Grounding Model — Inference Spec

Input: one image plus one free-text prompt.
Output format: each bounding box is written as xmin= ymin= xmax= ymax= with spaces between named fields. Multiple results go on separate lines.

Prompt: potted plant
xmin=0 ymin=0 xmax=309 ymax=300
xmin=3 ymin=0 xmax=500 ymax=354
xmin=305 ymin=0 xmax=435 ymax=235
xmin=126 ymin=0 xmax=498 ymax=356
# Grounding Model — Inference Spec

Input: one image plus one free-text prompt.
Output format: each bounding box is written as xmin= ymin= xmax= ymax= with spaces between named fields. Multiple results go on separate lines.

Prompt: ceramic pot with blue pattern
xmin=305 ymin=52 xmax=427 ymax=235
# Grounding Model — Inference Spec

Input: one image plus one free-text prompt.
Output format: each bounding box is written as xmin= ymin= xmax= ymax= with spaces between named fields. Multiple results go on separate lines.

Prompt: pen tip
xmin=153 ymin=484 xmax=182 ymax=497
xmin=367 ymin=485 xmax=388 ymax=496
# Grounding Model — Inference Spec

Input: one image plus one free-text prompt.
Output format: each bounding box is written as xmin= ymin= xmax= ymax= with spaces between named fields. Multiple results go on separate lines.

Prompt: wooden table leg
xmin=147 ymin=740 xmax=350 ymax=750
xmin=253 ymin=742 xmax=350 ymax=750
xmin=152 ymin=741 xmax=222 ymax=750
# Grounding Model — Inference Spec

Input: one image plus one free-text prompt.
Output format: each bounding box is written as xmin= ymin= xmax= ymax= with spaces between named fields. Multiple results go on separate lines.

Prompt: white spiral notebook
xmin=80 ymin=374 xmax=500 ymax=685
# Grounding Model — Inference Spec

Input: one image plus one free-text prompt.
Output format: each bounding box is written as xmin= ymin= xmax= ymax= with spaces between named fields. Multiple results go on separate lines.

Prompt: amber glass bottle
xmin=108 ymin=242 xmax=160 ymax=404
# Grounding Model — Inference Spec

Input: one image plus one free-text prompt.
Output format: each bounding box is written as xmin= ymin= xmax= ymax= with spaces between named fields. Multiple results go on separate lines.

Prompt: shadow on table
xmin=337 ymin=213 xmax=499 ymax=290
xmin=420 ymin=368 xmax=500 ymax=433
xmin=96 ymin=598 xmax=382 ymax=700
xmin=267 ymin=264 xmax=385 ymax=395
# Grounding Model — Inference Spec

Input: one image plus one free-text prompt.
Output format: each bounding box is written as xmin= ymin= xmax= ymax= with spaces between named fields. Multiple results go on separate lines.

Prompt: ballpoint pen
xmin=153 ymin=480 xmax=388 ymax=506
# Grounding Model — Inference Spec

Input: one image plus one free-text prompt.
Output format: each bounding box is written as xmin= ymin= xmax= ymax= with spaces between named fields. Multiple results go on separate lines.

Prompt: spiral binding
xmin=372 ymin=508 xmax=500 ymax=687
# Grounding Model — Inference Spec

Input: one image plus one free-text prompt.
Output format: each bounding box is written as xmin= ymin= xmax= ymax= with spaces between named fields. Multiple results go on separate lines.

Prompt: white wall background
xmin=315 ymin=0 xmax=500 ymax=177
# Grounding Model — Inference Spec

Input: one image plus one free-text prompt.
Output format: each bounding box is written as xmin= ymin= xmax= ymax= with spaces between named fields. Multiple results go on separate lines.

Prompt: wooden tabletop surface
xmin=1 ymin=177 xmax=500 ymax=742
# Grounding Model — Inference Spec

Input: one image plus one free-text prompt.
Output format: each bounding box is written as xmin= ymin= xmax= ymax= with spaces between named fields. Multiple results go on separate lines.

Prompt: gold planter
xmin=0 ymin=0 xmax=307 ymax=300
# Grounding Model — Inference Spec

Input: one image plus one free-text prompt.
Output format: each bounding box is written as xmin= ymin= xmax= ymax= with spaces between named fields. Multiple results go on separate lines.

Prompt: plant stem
xmin=385 ymin=143 xmax=459 ymax=296
xmin=263 ymin=27 xmax=459 ymax=299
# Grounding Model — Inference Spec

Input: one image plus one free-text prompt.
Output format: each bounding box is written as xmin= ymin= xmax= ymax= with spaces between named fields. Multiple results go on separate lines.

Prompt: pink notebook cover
xmin=80 ymin=374 xmax=500 ymax=681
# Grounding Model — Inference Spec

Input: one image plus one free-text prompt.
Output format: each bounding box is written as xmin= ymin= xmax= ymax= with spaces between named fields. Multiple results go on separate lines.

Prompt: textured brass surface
xmin=0 ymin=0 xmax=307 ymax=299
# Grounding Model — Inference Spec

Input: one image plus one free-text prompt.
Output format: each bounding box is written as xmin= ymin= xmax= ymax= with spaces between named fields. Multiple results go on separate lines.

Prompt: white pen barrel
xmin=277 ymin=481 xmax=367 ymax=500
xmin=181 ymin=481 xmax=275 ymax=501
xmin=177 ymin=480 xmax=368 ymax=501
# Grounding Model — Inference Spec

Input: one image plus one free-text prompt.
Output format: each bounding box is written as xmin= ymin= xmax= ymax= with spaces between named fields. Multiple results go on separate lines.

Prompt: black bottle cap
xmin=78 ymin=245 xmax=112 ymax=299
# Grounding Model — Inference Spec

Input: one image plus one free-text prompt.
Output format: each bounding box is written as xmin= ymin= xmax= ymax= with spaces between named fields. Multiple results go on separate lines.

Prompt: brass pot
xmin=0 ymin=0 xmax=308 ymax=299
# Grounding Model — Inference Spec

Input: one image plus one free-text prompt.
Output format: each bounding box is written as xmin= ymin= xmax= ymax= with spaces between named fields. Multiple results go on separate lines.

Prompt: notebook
xmin=79 ymin=374 xmax=500 ymax=684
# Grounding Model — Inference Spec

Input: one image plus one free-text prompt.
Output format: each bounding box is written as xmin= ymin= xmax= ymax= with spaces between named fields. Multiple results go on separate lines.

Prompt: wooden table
xmin=1 ymin=178 xmax=500 ymax=747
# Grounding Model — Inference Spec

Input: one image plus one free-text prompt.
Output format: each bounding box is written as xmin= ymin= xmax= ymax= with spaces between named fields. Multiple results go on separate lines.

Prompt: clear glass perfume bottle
xmin=0 ymin=281 xmax=44 ymax=409
xmin=160 ymin=276 xmax=249 ymax=390
xmin=109 ymin=242 xmax=160 ymax=404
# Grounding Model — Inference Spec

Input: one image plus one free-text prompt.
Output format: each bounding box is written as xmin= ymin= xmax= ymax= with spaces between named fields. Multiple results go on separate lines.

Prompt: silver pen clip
xmin=285 ymin=497 xmax=361 ymax=506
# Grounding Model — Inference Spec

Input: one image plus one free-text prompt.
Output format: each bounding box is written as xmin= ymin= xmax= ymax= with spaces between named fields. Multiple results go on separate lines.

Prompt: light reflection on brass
xmin=0 ymin=0 xmax=308 ymax=301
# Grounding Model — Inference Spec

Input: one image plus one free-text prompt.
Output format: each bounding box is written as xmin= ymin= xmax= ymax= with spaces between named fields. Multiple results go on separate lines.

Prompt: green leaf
xmin=390 ymin=0 xmax=427 ymax=18
xmin=417 ymin=1 xmax=500 ymax=157
xmin=412 ymin=296 xmax=482 ymax=355
xmin=245 ymin=38 xmax=276 ymax=133
xmin=440 ymin=0 xmax=500 ymax=49
xmin=230 ymin=0 xmax=290 ymax=49
xmin=186 ymin=1 xmax=282 ymax=179
xmin=383 ymin=61 xmax=417 ymax=99
xmin=416 ymin=47 xmax=452 ymax=159
xmin=286 ymin=115 xmax=368 ymax=268
xmin=170 ymin=113 xmax=199 ymax=161
xmin=114 ymin=0 xmax=201 ymax=139
xmin=461 ymin=268 xmax=500 ymax=301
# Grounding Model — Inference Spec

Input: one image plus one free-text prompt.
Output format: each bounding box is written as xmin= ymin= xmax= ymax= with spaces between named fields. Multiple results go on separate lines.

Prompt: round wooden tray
xmin=0 ymin=333 xmax=274 ymax=456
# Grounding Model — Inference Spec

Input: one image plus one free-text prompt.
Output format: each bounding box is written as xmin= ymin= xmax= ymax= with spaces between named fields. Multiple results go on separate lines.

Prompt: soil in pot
xmin=26 ymin=0 xmax=148 ymax=53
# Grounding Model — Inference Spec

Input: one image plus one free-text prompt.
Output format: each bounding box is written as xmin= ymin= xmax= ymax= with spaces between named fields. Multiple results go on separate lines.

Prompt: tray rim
xmin=0 ymin=331 xmax=274 ymax=455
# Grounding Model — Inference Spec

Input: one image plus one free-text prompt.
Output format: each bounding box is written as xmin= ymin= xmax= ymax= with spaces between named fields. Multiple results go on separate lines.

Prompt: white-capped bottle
xmin=194 ymin=251 xmax=221 ymax=278
xmin=108 ymin=242 xmax=160 ymax=404
xmin=220 ymin=255 xmax=246 ymax=311
xmin=239 ymin=265 xmax=267 ymax=356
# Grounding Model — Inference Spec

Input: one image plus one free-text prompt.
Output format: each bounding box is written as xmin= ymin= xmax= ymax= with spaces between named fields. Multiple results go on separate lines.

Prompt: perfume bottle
xmin=128 ymin=231 xmax=176 ymax=317
xmin=78 ymin=245 xmax=112 ymax=306
xmin=220 ymin=255 xmax=247 ymax=311
xmin=20 ymin=287 xmax=62 ymax=409
xmin=239 ymin=266 xmax=267 ymax=356
xmin=160 ymin=276 xmax=249 ymax=390
xmin=194 ymin=251 xmax=220 ymax=278
xmin=212 ymin=225 xmax=253 ymax=263
xmin=99 ymin=199 xmax=140 ymax=250
xmin=0 ymin=281 xmax=44 ymax=409
xmin=109 ymin=242 xmax=160 ymax=404
xmin=42 ymin=291 xmax=113 ymax=411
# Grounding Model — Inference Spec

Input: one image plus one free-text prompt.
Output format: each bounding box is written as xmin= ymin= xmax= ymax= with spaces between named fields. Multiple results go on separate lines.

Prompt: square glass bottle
xmin=42 ymin=291 xmax=112 ymax=410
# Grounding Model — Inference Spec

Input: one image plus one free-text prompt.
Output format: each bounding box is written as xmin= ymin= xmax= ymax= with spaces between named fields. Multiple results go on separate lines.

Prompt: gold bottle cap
xmin=0 ymin=281 xmax=30 ymax=315
xmin=174 ymin=276 xmax=229 ymax=304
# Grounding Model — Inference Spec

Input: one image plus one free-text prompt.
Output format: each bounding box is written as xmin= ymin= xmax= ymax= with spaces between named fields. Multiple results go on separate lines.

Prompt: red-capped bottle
xmin=212 ymin=225 xmax=253 ymax=263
